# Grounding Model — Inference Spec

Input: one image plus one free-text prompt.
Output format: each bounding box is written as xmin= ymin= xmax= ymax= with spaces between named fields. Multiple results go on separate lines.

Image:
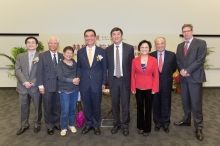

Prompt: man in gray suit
xmin=15 ymin=37 xmax=42 ymax=135
xmin=37 ymin=37 xmax=63 ymax=135
xmin=106 ymin=27 xmax=134 ymax=136
xmin=174 ymin=24 xmax=207 ymax=141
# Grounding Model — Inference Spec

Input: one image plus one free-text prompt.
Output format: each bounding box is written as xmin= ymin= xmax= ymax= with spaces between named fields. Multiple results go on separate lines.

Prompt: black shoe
xmin=54 ymin=125 xmax=61 ymax=130
xmin=94 ymin=127 xmax=101 ymax=135
xmin=34 ymin=125 xmax=41 ymax=133
xmin=174 ymin=121 xmax=191 ymax=126
xmin=143 ymin=132 xmax=149 ymax=137
xmin=123 ymin=128 xmax=129 ymax=136
xmin=195 ymin=129 xmax=203 ymax=141
xmin=81 ymin=127 xmax=92 ymax=134
xmin=138 ymin=130 xmax=143 ymax=134
xmin=16 ymin=126 xmax=29 ymax=135
xmin=163 ymin=126 xmax=169 ymax=133
xmin=111 ymin=125 xmax=121 ymax=134
xmin=155 ymin=125 xmax=160 ymax=131
xmin=47 ymin=129 xmax=54 ymax=135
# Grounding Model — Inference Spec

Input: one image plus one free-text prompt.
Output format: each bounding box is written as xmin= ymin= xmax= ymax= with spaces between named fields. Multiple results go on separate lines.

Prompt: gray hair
xmin=154 ymin=37 xmax=166 ymax=44
xmin=48 ymin=36 xmax=60 ymax=44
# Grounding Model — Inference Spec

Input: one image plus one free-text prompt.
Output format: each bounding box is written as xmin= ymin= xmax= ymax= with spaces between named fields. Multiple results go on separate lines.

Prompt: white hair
xmin=154 ymin=37 xmax=166 ymax=44
xmin=48 ymin=36 xmax=60 ymax=44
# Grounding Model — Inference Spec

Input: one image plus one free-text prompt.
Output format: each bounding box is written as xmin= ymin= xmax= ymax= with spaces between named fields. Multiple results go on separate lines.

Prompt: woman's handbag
xmin=76 ymin=101 xmax=85 ymax=127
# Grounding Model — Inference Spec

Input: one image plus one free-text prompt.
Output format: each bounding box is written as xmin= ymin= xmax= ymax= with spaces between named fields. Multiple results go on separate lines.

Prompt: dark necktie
xmin=53 ymin=53 xmax=57 ymax=69
xmin=184 ymin=41 xmax=189 ymax=57
xmin=115 ymin=46 xmax=121 ymax=78
xmin=159 ymin=53 xmax=163 ymax=72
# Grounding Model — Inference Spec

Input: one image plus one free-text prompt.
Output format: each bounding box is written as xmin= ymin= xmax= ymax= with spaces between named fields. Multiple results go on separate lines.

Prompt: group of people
xmin=15 ymin=24 xmax=206 ymax=141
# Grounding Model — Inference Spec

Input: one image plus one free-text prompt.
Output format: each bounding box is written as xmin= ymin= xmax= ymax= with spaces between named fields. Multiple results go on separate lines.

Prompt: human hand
xmin=24 ymin=82 xmax=32 ymax=88
xmin=30 ymin=82 xmax=35 ymax=87
xmin=102 ymin=85 xmax=105 ymax=90
xmin=132 ymin=91 xmax=136 ymax=94
xmin=152 ymin=92 xmax=155 ymax=94
xmin=180 ymin=69 xmax=186 ymax=76
xmin=39 ymin=88 xmax=45 ymax=94
xmin=73 ymin=78 xmax=80 ymax=85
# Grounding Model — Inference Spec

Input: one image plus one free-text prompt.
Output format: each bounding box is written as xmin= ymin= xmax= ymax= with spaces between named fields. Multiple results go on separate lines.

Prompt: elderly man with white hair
xmin=37 ymin=37 xmax=64 ymax=135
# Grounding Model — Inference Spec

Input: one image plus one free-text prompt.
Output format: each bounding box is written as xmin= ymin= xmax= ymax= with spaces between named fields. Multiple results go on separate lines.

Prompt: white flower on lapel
xmin=96 ymin=55 xmax=103 ymax=61
xmin=32 ymin=57 xmax=39 ymax=64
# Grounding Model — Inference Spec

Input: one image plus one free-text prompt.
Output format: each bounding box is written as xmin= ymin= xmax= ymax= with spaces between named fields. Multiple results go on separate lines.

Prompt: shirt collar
xmin=114 ymin=42 xmax=122 ymax=48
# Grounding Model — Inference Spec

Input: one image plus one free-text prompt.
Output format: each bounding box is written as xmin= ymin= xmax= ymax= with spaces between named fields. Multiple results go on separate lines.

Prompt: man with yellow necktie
xmin=77 ymin=29 xmax=107 ymax=135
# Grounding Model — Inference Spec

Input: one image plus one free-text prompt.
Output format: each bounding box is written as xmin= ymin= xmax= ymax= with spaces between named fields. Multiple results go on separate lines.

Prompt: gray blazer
xmin=15 ymin=52 xmax=39 ymax=94
xmin=106 ymin=42 xmax=134 ymax=89
xmin=176 ymin=38 xmax=207 ymax=83
xmin=37 ymin=50 xmax=63 ymax=92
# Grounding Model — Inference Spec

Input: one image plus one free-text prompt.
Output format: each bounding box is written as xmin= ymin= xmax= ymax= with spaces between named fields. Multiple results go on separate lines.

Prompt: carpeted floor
xmin=0 ymin=88 xmax=219 ymax=146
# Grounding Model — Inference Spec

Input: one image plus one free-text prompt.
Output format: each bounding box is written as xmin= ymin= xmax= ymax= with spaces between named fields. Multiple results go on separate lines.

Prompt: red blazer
xmin=131 ymin=55 xmax=159 ymax=93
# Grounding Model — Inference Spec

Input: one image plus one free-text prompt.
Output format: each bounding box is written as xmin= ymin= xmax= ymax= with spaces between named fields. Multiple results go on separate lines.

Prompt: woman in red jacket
xmin=131 ymin=40 xmax=159 ymax=136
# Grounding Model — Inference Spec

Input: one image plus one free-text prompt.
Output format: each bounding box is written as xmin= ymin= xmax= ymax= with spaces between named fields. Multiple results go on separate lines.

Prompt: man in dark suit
xmin=174 ymin=24 xmax=207 ymax=141
xmin=150 ymin=37 xmax=176 ymax=133
xmin=77 ymin=29 xmax=107 ymax=135
xmin=106 ymin=27 xmax=134 ymax=136
xmin=15 ymin=37 xmax=42 ymax=135
xmin=37 ymin=37 xmax=63 ymax=135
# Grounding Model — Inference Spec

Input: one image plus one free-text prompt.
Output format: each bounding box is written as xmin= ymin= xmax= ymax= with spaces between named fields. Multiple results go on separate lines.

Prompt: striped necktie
xmin=115 ymin=46 xmax=121 ymax=78
xmin=53 ymin=53 xmax=57 ymax=69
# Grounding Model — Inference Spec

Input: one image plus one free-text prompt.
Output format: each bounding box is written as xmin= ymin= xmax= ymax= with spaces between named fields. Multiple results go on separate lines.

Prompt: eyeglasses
xmin=182 ymin=30 xmax=192 ymax=33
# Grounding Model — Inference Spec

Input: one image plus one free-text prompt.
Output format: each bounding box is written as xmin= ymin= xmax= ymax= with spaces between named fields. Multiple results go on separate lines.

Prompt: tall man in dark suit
xmin=106 ymin=27 xmax=134 ymax=136
xmin=174 ymin=24 xmax=207 ymax=141
xmin=150 ymin=37 xmax=176 ymax=133
xmin=77 ymin=29 xmax=107 ymax=135
xmin=37 ymin=37 xmax=64 ymax=135
xmin=15 ymin=37 xmax=42 ymax=135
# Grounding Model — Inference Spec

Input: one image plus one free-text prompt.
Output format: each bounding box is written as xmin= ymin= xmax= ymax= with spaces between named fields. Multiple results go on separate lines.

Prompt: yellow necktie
xmin=88 ymin=48 xmax=92 ymax=67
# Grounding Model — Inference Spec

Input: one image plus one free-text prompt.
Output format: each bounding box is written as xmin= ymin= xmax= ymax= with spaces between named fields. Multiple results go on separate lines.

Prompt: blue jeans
xmin=60 ymin=90 xmax=78 ymax=130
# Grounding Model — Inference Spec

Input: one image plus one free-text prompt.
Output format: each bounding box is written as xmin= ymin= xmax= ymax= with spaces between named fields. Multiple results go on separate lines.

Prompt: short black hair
xmin=25 ymin=36 xmax=38 ymax=44
xmin=63 ymin=46 xmax=74 ymax=53
xmin=84 ymin=29 xmax=96 ymax=36
xmin=110 ymin=27 xmax=123 ymax=36
xmin=138 ymin=40 xmax=152 ymax=52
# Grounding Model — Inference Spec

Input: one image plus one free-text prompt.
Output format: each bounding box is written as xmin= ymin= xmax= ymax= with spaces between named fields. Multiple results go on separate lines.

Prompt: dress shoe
xmin=54 ymin=125 xmax=61 ymax=130
xmin=163 ymin=126 xmax=169 ymax=133
xmin=111 ymin=125 xmax=121 ymax=134
xmin=123 ymin=128 xmax=129 ymax=136
xmin=47 ymin=129 xmax=54 ymax=135
xmin=16 ymin=126 xmax=29 ymax=135
xmin=94 ymin=127 xmax=101 ymax=135
xmin=155 ymin=125 xmax=160 ymax=131
xmin=138 ymin=130 xmax=143 ymax=134
xmin=174 ymin=121 xmax=191 ymax=126
xmin=34 ymin=125 xmax=41 ymax=133
xmin=81 ymin=127 xmax=92 ymax=134
xmin=143 ymin=132 xmax=149 ymax=137
xmin=195 ymin=129 xmax=203 ymax=141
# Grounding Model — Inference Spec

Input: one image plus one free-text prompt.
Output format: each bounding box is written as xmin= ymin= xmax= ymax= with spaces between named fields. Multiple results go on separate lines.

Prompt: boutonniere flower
xmin=96 ymin=55 xmax=103 ymax=61
xmin=32 ymin=57 xmax=39 ymax=64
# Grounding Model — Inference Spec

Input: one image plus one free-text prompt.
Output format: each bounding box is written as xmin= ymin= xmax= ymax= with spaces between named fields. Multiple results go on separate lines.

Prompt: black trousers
xmin=136 ymin=88 xmax=153 ymax=133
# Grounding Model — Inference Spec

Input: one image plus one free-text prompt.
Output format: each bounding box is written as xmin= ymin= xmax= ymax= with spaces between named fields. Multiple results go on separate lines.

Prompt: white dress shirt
xmin=114 ymin=42 xmax=123 ymax=76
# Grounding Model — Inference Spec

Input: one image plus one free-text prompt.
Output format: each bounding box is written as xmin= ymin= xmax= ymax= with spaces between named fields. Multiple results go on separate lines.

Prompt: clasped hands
xmin=73 ymin=78 xmax=80 ymax=85
xmin=24 ymin=82 xmax=35 ymax=88
xmin=180 ymin=69 xmax=190 ymax=77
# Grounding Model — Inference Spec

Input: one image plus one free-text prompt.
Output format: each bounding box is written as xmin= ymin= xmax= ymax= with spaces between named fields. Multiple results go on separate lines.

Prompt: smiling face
xmin=48 ymin=37 xmax=59 ymax=53
xmin=140 ymin=43 xmax=150 ymax=55
xmin=111 ymin=30 xmax=123 ymax=45
xmin=84 ymin=31 xmax=96 ymax=48
xmin=26 ymin=38 xmax=38 ymax=51
xmin=155 ymin=38 xmax=166 ymax=52
xmin=63 ymin=49 xmax=73 ymax=61
xmin=182 ymin=26 xmax=193 ymax=41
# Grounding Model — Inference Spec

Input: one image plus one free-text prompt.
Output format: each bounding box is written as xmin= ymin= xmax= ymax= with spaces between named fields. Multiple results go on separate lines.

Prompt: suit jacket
xmin=150 ymin=50 xmax=176 ymax=92
xmin=131 ymin=55 xmax=159 ymax=92
xmin=37 ymin=50 xmax=63 ymax=92
xmin=106 ymin=42 xmax=134 ymax=89
xmin=176 ymin=38 xmax=206 ymax=83
xmin=77 ymin=46 xmax=107 ymax=92
xmin=15 ymin=52 xmax=39 ymax=94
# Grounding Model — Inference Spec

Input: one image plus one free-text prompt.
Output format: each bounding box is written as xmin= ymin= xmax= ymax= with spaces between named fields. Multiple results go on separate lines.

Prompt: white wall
xmin=0 ymin=0 xmax=220 ymax=87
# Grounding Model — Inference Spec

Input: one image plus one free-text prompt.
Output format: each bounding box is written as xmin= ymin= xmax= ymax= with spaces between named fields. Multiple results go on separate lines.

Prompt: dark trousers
xmin=110 ymin=77 xmax=130 ymax=128
xmin=181 ymin=81 xmax=203 ymax=129
xmin=153 ymin=90 xmax=171 ymax=127
xmin=136 ymin=88 xmax=153 ymax=133
xmin=81 ymin=87 xmax=102 ymax=128
xmin=42 ymin=90 xmax=61 ymax=129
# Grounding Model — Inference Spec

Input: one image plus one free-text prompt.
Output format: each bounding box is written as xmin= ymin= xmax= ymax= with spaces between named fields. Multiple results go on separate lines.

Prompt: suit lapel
xmin=46 ymin=51 xmax=55 ymax=71
xmin=24 ymin=52 xmax=30 ymax=75
xmin=186 ymin=38 xmax=196 ymax=56
xmin=91 ymin=46 xmax=98 ymax=68
xmin=122 ymin=43 xmax=126 ymax=69
xmin=81 ymin=47 xmax=90 ymax=68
